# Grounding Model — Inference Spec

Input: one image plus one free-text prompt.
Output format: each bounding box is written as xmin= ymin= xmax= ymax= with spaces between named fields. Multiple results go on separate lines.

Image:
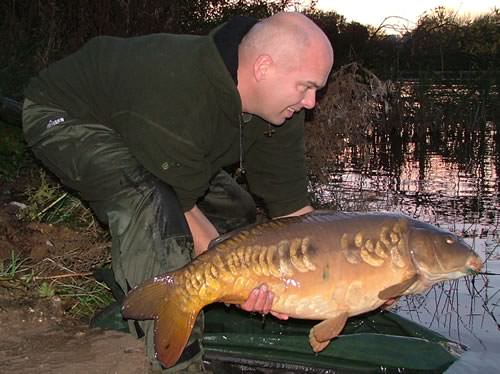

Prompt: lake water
xmin=313 ymin=116 xmax=500 ymax=372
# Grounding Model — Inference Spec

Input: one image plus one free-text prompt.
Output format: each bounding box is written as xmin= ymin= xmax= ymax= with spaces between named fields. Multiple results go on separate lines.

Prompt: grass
xmin=19 ymin=169 xmax=97 ymax=229
xmin=56 ymin=278 xmax=115 ymax=319
xmin=0 ymin=250 xmax=31 ymax=281
xmin=1 ymin=249 xmax=114 ymax=320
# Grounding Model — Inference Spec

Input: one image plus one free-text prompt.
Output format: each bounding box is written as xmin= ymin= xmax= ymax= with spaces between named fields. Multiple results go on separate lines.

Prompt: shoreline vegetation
xmin=0 ymin=1 xmax=499 ymax=96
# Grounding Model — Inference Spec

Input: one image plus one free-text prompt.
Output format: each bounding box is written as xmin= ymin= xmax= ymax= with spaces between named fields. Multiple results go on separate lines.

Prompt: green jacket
xmin=25 ymin=26 xmax=309 ymax=217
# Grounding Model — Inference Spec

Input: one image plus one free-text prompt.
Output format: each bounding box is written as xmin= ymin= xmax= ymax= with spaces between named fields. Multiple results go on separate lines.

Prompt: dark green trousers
xmin=22 ymin=99 xmax=256 ymax=372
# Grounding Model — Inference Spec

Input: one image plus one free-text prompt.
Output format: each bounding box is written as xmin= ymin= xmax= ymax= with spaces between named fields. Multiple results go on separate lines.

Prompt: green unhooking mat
xmin=202 ymin=304 xmax=462 ymax=373
xmin=91 ymin=301 xmax=462 ymax=373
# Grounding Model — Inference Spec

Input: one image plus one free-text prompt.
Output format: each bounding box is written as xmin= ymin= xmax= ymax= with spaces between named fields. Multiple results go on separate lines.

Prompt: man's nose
xmin=301 ymin=90 xmax=316 ymax=109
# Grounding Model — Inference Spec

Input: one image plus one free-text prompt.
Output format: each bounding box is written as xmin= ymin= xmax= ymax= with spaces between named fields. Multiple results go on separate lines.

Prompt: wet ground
xmin=0 ymin=292 xmax=147 ymax=373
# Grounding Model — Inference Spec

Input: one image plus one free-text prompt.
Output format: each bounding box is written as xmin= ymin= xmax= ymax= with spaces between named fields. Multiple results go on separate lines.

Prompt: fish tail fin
xmin=121 ymin=277 xmax=170 ymax=320
xmin=154 ymin=303 xmax=201 ymax=368
xmin=121 ymin=275 xmax=203 ymax=368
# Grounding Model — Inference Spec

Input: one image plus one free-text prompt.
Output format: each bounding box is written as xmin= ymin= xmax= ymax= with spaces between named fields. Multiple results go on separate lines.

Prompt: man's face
xmin=255 ymin=52 xmax=332 ymax=125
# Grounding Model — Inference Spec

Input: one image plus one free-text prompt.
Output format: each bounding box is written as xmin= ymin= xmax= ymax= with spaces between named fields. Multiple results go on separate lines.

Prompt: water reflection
xmin=316 ymin=120 xmax=499 ymax=231
xmin=312 ymin=116 xmax=500 ymax=360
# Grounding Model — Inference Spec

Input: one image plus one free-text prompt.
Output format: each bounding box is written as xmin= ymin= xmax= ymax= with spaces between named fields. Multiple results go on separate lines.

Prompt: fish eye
xmin=445 ymin=236 xmax=455 ymax=245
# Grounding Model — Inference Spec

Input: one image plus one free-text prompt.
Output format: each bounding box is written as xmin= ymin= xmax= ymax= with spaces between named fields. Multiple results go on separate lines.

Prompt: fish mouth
xmin=410 ymin=253 xmax=483 ymax=282
xmin=465 ymin=255 xmax=483 ymax=275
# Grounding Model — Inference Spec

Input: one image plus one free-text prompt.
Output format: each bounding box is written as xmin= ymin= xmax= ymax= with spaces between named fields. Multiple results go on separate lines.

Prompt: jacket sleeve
xmin=244 ymin=112 xmax=310 ymax=218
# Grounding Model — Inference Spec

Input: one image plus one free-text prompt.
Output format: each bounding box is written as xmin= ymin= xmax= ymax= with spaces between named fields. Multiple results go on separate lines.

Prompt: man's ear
xmin=253 ymin=54 xmax=273 ymax=81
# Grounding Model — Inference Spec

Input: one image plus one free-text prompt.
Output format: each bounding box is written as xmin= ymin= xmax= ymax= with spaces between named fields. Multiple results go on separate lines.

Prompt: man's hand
xmin=239 ymin=284 xmax=289 ymax=320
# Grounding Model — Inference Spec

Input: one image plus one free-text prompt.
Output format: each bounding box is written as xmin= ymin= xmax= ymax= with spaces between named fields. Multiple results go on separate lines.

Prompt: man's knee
xmin=100 ymin=178 xmax=193 ymax=288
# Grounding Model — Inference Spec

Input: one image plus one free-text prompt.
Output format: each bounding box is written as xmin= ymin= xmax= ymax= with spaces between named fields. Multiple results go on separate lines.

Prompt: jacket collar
xmin=213 ymin=15 xmax=259 ymax=85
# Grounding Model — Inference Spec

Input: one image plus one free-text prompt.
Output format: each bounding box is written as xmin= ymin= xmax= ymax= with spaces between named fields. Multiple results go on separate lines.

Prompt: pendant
xmin=234 ymin=167 xmax=247 ymax=184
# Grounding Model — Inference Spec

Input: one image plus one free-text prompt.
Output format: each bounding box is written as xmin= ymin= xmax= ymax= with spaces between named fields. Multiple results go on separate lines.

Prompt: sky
xmin=316 ymin=0 xmax=499 ymax=31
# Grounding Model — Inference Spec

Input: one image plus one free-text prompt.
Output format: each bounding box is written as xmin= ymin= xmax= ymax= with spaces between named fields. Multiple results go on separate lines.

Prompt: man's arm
xmin=184 ymin=205 xmax=219 ymax=257
xmin=278 ymin=205 xmax=314 ymax=217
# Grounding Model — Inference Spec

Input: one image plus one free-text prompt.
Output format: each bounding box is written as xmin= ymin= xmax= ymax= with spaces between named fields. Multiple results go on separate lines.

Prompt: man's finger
xmin=270 ymin=311 xmax=289 ymax=320
xmin=240 ymin=288 xmax=260 ymax=311
xmin=262 ymin=290 xmax=273 ymax=314
xmin=252 ymin=285 xmax=268 ymax=311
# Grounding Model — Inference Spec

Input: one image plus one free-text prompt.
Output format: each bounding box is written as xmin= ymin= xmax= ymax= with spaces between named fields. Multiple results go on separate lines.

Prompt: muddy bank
xmin=0 ymin=182 xmax=149 ymax=373
xmin=0 ymin=288 xmax=147 ymax=374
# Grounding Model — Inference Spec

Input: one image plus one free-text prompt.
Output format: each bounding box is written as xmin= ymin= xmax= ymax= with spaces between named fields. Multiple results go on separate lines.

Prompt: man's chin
xmin=270 ymin=114 xmax=288 ymax=126
xmin=259 ymin=116 xmax=285 ymax=126
xmin=255 ymin=111 xmax=288 ymax=126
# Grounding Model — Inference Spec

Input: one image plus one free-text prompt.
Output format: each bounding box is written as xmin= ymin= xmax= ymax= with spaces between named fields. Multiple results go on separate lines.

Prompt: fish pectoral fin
xmin=309 ymin=312 xmax=348 ymax=352
xmin=155 ymin=306 xmax=201 ymax=369
xmin=309 ymin=333 xmax=330 ymax=353
xmin=312 ymin=313 xmax=349 ymax=342
xmin=378 ymin=274 xmax=419 ymax=300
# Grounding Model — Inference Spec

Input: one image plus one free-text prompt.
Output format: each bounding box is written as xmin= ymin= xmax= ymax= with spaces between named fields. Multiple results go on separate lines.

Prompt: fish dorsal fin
xmin=208 ymin=230 xmax=235 ymax=250
xmin=378 ymin=274 xmax=419 ymax=300
xmin=309 ymin=312 xmax=348 ymax=352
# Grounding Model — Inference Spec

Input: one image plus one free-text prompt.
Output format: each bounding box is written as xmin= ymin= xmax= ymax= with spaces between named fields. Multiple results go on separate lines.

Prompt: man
xmin=23 ymin=11 xmax=333 ymax=373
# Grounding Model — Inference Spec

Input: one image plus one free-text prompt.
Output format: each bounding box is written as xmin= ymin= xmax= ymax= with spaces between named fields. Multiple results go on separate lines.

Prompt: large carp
xmin=121 ymin=211 xmax=482 ymax=368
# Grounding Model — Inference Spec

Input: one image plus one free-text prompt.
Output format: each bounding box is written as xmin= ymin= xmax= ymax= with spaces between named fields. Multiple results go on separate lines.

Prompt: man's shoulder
xmin=81 ymin=33 xmax=209 ymax=59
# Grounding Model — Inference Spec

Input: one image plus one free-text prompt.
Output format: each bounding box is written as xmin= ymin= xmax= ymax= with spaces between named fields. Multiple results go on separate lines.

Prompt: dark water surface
xmin=313 ymin=116 xmax=500 ymax=372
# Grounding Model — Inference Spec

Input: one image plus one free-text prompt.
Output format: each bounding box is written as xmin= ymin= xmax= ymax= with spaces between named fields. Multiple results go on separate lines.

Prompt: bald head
xmin=240 ymin=12 xmax=333 ymax=71
xmin=237 ymin=12 xmax=334 ymax=124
